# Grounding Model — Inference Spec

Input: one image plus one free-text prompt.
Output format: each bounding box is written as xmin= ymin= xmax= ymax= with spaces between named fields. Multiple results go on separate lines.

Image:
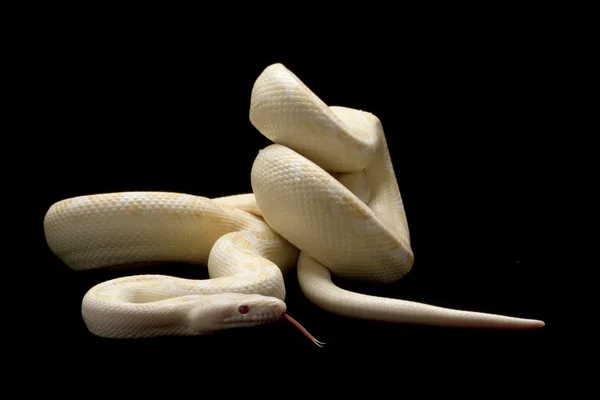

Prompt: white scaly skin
xmin=44 ymin=192 xmax=298 ymax=338
xmin=44 ymin=63 xmax=544 ymax=341
xmin=249 ymin=64 xmax=544 ymax=330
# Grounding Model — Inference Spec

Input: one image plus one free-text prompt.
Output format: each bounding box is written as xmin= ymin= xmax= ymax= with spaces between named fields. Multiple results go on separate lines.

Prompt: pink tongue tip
xmin=282 ymin=313 xmax=325 ymax=347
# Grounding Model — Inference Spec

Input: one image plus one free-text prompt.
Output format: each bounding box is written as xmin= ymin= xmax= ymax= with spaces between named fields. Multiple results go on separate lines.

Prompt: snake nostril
xmin=272 ymin=302 xmax=285 ymax=315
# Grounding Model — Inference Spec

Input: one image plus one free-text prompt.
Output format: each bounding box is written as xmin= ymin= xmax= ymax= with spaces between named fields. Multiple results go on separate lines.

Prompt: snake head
xmin=189 ymin=293 xmax=286 ymax=333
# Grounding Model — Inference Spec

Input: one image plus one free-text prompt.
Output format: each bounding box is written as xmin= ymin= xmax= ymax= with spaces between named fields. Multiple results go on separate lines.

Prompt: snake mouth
xmin=223 ymin=308 xmax=285 ymax=328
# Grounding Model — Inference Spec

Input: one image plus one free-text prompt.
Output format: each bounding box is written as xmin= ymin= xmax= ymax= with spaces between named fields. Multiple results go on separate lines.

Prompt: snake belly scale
xmin=44 ymin=63 xmax=544 ymax=341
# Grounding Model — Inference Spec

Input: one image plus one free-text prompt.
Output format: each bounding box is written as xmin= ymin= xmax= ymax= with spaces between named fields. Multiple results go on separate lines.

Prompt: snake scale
xmin=44 ymin=63 xmax=544 ymax=344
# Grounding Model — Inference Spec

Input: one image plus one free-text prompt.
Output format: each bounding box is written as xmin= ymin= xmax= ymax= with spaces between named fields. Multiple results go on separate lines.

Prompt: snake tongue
xmin=282 ymin=313 xmax=325 ymax=347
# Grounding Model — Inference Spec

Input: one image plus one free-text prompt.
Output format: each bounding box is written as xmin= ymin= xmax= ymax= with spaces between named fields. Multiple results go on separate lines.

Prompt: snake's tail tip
xmin=480 ymin=316 xmax=545 ymax=329
xmin=509 ymin=317 xmax=545 ymax=329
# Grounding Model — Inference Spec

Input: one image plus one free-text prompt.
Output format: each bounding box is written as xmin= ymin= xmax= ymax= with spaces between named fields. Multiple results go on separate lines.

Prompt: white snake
xmin=44 ymin=63 xmax=544 ymax=344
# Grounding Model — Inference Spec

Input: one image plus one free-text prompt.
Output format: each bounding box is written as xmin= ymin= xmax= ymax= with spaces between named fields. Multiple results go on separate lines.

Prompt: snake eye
xmin=239 ymin=305 xmax=250 ymax=314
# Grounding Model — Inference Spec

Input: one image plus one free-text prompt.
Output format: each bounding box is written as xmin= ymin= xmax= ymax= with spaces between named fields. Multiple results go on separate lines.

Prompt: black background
xmin=21 ymin=9 xmax=557 ymax=362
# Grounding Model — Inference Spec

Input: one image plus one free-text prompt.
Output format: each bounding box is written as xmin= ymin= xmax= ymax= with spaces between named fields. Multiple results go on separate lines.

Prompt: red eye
xmin=239 ymin=305 xmax=249 ymax=314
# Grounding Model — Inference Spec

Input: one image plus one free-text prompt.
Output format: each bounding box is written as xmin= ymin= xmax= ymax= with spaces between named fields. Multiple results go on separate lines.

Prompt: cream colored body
xmin=44 ymin=64 xmax=544 ymax=339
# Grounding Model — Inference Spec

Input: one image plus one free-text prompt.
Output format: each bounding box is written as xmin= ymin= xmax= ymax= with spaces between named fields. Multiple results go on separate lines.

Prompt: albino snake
xmin=43 ymin=63 xmax=544 ymax=345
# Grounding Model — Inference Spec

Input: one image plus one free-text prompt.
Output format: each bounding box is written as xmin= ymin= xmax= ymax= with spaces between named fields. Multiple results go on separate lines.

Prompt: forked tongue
xmin=283 ymin=313 xmax=325 ymax=347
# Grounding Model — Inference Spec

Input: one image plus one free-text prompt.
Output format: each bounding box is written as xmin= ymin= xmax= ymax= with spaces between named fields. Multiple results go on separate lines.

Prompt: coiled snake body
xmin=44 ymin=64 xmax=544 ymax=342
